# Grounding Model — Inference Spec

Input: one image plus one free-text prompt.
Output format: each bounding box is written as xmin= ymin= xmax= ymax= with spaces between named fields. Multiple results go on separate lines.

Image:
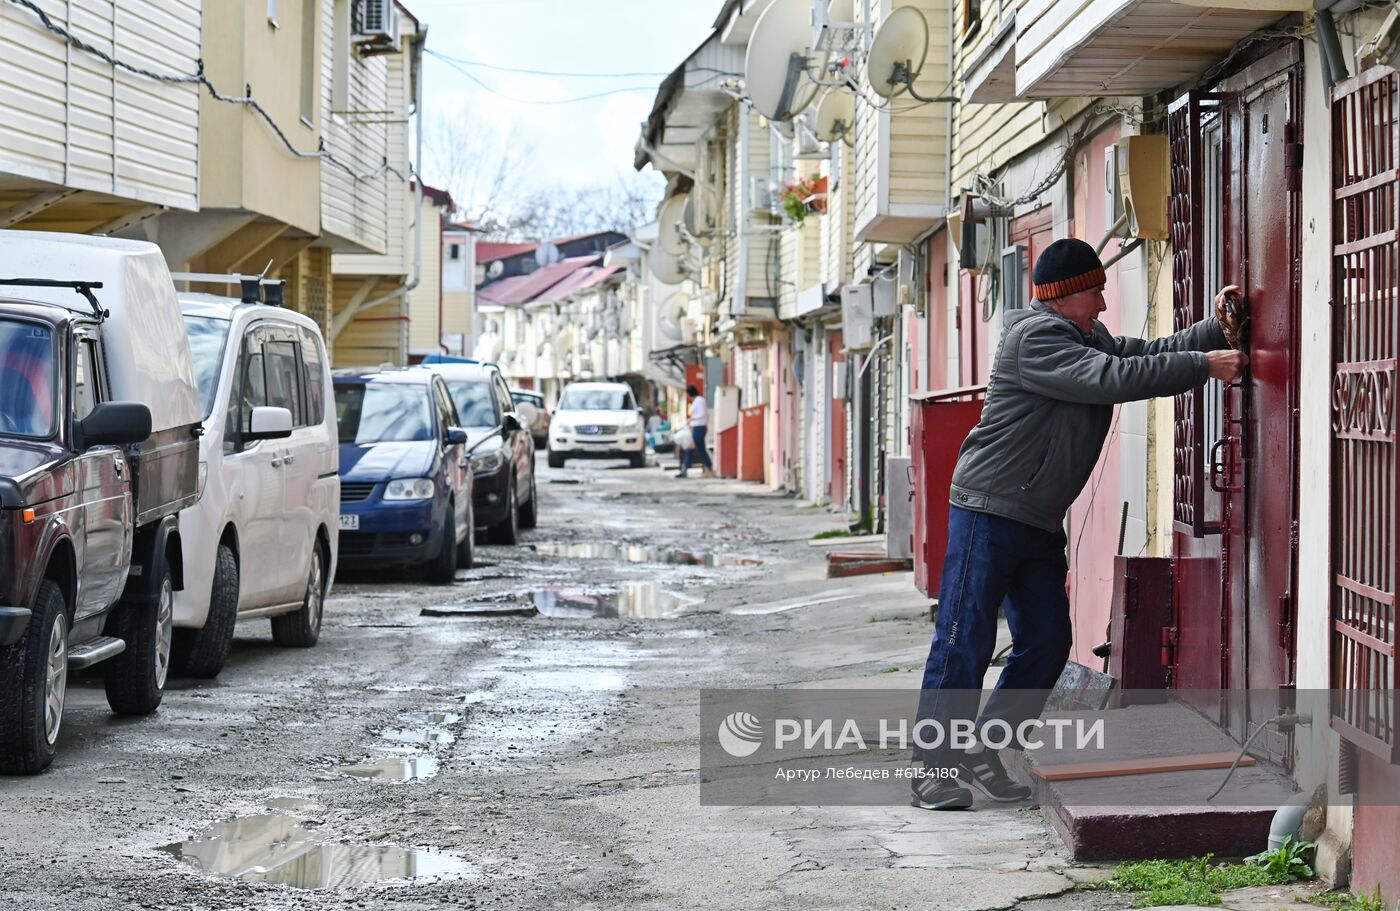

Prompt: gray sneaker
xmin=957 ymin=747 xmax=1032 ymax=802
xmin=910 ymin=775 xmax=974 ymax=810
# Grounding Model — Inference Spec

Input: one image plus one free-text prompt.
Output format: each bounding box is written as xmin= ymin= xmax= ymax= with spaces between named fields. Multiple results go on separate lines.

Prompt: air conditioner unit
xmin=840 ymin=283 xmax=875 ymax=351
xmin=680 ymin=316 xmax=701 ymax=345
xmin=1118 ymin=135 xmax=1170 ymax=241
xmin=354 ymin=0 xmax=401 ymax=54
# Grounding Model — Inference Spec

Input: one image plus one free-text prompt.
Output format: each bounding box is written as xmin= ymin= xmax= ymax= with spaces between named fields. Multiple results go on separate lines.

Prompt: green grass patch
xmin=1082 ymin=855 xmax=1292 ymax=908
xmin=880 ymin=666 xmax=901 ymax=674
xmin=1303 ymin=886 xmax=1389 ymax=911
xmin=811 ymin=528 xmax=857 ymax=540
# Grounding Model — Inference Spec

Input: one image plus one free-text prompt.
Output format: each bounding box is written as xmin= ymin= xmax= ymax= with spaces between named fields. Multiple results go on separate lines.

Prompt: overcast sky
xmin=411 ymin=0 xmax=724 ymax=202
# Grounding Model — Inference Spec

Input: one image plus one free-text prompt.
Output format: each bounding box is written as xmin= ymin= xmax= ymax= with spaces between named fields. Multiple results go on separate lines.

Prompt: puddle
xmin=422 ymin=602 xmax=538 ymax=618
xmin=379 ymin=728 xmax=455 ymax=746
xmin=531 ymin=582 xmax=697 ymax=619
xmin=161 ymin=814 xmax=469 ymax=888
xmin=532 ymin=541 xmax=761 ymax=567
xmin=264 ymin=797 xmax=320 ymax=812
xmin=397 ymin=711 xmax=462 ymax=726
xmin=338 ymin=755 xmax=440 ymax=781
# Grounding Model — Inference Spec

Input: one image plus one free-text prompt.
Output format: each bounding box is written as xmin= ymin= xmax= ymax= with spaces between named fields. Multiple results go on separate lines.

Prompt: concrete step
xmin=1006 ymin=700 xmax=1299 ymax=862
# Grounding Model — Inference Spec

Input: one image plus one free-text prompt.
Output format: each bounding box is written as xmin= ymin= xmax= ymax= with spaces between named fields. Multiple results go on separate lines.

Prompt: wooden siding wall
xmin=319 ymin=0 xmax=391 ymax=254
xmin=0 ymin=0 xmax=201 ymax=210
xmin=407 ymin=197 xmax=443 ymax=355
xmin=852 ymin=0 xmax=880 ymax=267
xmin=888 ymin=0 xmax=950 ymax=210
xmin=333 ymin=275 xmax=401 ymax=366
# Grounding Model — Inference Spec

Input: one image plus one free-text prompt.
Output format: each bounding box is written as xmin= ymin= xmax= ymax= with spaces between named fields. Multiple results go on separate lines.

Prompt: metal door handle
xmin=283 ymin=453 xmax=295 ymax=465
xmin=271 ymin=456 xmax=283 ymax=467
xmin=1208 ymin=438 xmax=1228 ymax=493
xmin=112 ymin=456 xmax=124 ymax=475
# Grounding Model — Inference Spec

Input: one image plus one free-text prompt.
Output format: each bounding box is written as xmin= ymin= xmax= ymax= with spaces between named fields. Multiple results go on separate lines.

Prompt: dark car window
xmin=225 ymin=333 xmax=268 ymax=454
xmin=433 ymin=381 xmax=456 ymax=436
xmin=336 ymin=382 xmax=433 ymax=444
xmin=447 ymin=379 xmax=498 ymax=428
xmin=299 ymin=327 xmax=326 ymax=426
xmin=0 ymin=319 xmax=56 ymax=439
xmin=182 ymin=314 xmax=230 ymax=419
xmin=72 ymin=336 xmax=102 ymax=423
xmin=264 ymin=339 xmax=305 ymax=426
xmin=559 ymin=388 xmax=628 ymax=411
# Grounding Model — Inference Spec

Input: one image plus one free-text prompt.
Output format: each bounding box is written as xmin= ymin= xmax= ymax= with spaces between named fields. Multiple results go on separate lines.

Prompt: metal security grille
xmin=1331 ymin=65 xmax=1399 ymax=762
xmin=1169 ymin=92 xmax=1222 ymax=537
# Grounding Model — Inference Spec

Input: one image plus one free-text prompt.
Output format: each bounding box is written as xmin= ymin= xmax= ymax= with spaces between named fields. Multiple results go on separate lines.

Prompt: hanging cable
xmin=5 ymin=0 xmax=406 ymax=184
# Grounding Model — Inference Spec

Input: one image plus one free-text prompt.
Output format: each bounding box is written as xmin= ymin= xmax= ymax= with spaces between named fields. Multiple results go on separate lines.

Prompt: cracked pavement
xmin=0 ymin=458 xmax=1129 ymax=910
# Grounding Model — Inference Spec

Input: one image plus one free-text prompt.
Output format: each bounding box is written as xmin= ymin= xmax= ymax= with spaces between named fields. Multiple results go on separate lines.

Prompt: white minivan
xmin=172 ymin=288 xmax=339 ymax=678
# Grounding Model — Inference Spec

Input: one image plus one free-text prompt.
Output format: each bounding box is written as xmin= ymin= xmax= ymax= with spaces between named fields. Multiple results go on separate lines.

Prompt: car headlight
xmin=470 ymin=449 xmax=506 ymax=473
xmin=383 ymin=477 xmax=435 ymax=500
xmin=555 ymin=423 xmax=573 ymax=435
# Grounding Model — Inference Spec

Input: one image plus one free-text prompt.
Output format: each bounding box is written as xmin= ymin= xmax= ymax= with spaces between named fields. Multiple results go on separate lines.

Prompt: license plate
xmin=339 ymin=514 xmax=359 ymax=531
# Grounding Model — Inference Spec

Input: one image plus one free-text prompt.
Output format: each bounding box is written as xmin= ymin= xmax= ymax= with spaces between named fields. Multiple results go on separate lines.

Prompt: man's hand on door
xmin=1206 ymin=350 xmax=1249 ymax=382
xmin=1214 ymin=284 xmax=1249 ymax=349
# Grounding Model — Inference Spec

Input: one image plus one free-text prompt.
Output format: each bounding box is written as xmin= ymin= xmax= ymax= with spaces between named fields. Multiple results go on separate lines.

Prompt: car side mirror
xmin=77 ymin=401 xmax=151 ymax=448
xmin=446 ymin=426 xmax=469 ymax=445
xmin=502 ymin=412 xmax=523 ymax=434
xmin=245 ymin=406 xmax=294 ymax=441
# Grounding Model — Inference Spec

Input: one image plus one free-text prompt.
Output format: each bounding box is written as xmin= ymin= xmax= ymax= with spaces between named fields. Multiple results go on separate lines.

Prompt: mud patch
xmin=421 ymin=602 xmax=538 ymax=618
xmin=378 ymin=728 xmax=455 ymax=746
xmin=160 ymin=814 xmax=470 ymax=888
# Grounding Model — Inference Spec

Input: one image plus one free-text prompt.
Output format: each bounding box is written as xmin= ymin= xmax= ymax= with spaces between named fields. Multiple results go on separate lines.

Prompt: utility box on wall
xmin=841 ymin=284 xmax=875 ymax=350
xmin=886 ymin=456 xmax=913 ymax=559
xmin=910 ymin=387 xmax=986 ymax=598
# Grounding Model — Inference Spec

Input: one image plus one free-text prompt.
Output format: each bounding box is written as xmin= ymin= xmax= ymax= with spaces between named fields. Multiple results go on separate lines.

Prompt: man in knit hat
xmin=910 ymin=237 xmax=1249 ymax=811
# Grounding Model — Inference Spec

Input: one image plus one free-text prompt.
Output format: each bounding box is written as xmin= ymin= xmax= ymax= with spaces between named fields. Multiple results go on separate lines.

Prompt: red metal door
xmin=1170 ymin=46 xmax=1302 ymax=759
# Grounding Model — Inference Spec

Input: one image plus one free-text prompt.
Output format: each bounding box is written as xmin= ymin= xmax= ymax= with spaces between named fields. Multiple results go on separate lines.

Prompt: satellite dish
xmin=657 ymin=292 xmax=688 ymax=342
xmin=486 ymin=260 xmax=504 ymax=280
xmin=650 ymin=244 xmax=689 ymax=285
xmin=683 ymin=193 xmax=715 ymax=247
xmin=658 ymin=193 xmax=690 ymax=256
xmin=828 ymin=0 xmax=855 ymax=20
xmin=867 ymin=6 xmax=930 ymax=100
xmin=745 ymin=0 xmax=830 ymax=122
xmin=815 ymin=89 xmax=855 ymax=143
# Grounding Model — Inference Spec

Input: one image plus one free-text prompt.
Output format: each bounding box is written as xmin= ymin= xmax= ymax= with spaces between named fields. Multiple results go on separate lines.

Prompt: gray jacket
xmin=949 ymin=301 xmax=1228 ymax=533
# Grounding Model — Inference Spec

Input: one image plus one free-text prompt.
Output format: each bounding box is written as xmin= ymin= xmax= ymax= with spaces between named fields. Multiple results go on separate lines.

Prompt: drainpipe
xmin=1315 ymin=0 xmax=1358 ymax=91
xmin=355 ymin=27 xmax=427 ymax=363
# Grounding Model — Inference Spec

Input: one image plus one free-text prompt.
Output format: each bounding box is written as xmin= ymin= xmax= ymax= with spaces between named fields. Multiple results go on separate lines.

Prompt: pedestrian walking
xmin=911 ymin=238 xmax=1249 ymax=811
xmin=675 ymin=384 xmax=715 ymax=478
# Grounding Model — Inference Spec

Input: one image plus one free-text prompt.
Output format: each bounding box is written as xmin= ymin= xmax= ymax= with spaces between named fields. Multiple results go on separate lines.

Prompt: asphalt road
xmin=0 ymin=457 xmax=1115 ymax=911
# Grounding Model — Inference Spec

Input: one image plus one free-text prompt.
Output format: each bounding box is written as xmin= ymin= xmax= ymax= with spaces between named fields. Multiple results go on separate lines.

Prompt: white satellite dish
xmin=683 ymin=192 xmax=715 ymax=246
xmin=650 ymin=244 xmax=689 ymax=285
xmin=745 ymin=0 xmax=830 ymax=122
xmin=828 ymin=0 xmax=855 ymax=20
xmin=657 ymin=292 xmax=688 ymax=342
xmin=867 ymin=6 xmax=932 ymax=100
xmin=658 ymin=193 xmax=690 ymax=257
xmin=815 ymin=89 xmax=855 ymax=143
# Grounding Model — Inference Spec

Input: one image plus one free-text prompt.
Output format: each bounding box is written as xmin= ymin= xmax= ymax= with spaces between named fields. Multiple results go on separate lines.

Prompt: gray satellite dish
xmin=865 ymin=7 xmax=954 ymax=104
xmin=745 ymin=0 xmax=830 ymax=122
xmin=815 ymin=89 xmax=855 ymax=143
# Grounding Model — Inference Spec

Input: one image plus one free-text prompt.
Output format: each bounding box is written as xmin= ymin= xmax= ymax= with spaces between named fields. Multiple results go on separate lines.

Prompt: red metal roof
xmin=533 ymin=265 xmax=625 ymax=304
xmin=478 ymin=256 xmax=602 ymax=306
xmin=476 ymin=241 xmax=540 ymax=263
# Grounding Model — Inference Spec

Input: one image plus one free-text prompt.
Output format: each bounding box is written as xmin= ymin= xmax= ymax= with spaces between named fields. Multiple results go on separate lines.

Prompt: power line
xmin=427 ymin=49 xmax=659 ymax=103
xmin=4 ymin=0 xmax=405 ymax=185
xmin=426 ymin=49 xmax=671 ymax=79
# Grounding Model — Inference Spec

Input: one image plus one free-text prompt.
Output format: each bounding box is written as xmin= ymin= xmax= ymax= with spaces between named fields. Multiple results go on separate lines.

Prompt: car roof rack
xmin=172 ymin=271 xmax=287 ymax=306
xmin=0 ymin=279 xmax=108 ymax=321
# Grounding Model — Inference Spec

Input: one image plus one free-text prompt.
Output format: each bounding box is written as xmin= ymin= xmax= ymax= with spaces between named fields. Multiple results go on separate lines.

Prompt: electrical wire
xmin=4 ymin=0 xmax=406 ymax=184
xmin=427 ymin=49 xmax=679 ymax=104
xmin=425 ymin=50 xmax=672 ymax=79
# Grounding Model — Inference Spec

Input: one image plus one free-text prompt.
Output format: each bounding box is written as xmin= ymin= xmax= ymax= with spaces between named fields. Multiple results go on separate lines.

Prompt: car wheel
xmin=456 ymin=502 xmax=475 ymax=569
xmin=272 ymin=544 xmax=326 ymax=646
xmin=172 ymin=544 xmax=239 ymax=679
xmin=426 ymin=509 xmax=459 ymax=585
xmin=518 ymin=471 xmax=538 ymax=530
xmin=0 ymin=580 xmax=69 ymax=773
xmin=628 ymin=451 xmax=646 ymax=469
xmin=105 ymin=569 xmax=173 ymax=716
xmin=547 ymin=450 xmax=565 ymax=469
xmin=488 ymin=480 xmax=519 ymax=545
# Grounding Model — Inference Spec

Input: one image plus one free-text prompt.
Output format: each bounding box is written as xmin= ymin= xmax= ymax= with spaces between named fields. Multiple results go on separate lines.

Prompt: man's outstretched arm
xmin=1110 ymin=285 xmax=1246 ymax=357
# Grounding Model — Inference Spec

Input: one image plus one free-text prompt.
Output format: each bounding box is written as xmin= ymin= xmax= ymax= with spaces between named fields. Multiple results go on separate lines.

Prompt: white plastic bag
xmin=674 ymin=425 xmax=694 ymax=450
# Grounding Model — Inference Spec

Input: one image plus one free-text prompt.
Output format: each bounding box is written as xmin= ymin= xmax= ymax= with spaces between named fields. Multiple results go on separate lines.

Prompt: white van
xmin=172 ymin=286 xmax=338 ymax=678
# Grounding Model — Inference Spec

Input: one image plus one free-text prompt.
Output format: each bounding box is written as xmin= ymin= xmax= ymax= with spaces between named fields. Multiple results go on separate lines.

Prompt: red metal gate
xmin=1330 ymin=65 xmax=1399 ymax=763
xmin=1169 ymin=45 xmax=1302 ymax=763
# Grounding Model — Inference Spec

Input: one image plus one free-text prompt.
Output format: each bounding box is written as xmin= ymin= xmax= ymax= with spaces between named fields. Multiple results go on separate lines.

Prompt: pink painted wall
xmin=1066 ymin=122 xmax=1125 ymax=666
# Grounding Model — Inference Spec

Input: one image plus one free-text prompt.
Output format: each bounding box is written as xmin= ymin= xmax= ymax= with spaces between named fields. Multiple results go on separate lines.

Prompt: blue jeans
xmin=682 ymin=424 xmax=712 ymax=471
xmin=913 ymin=505 xmax=1072 ymax=763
